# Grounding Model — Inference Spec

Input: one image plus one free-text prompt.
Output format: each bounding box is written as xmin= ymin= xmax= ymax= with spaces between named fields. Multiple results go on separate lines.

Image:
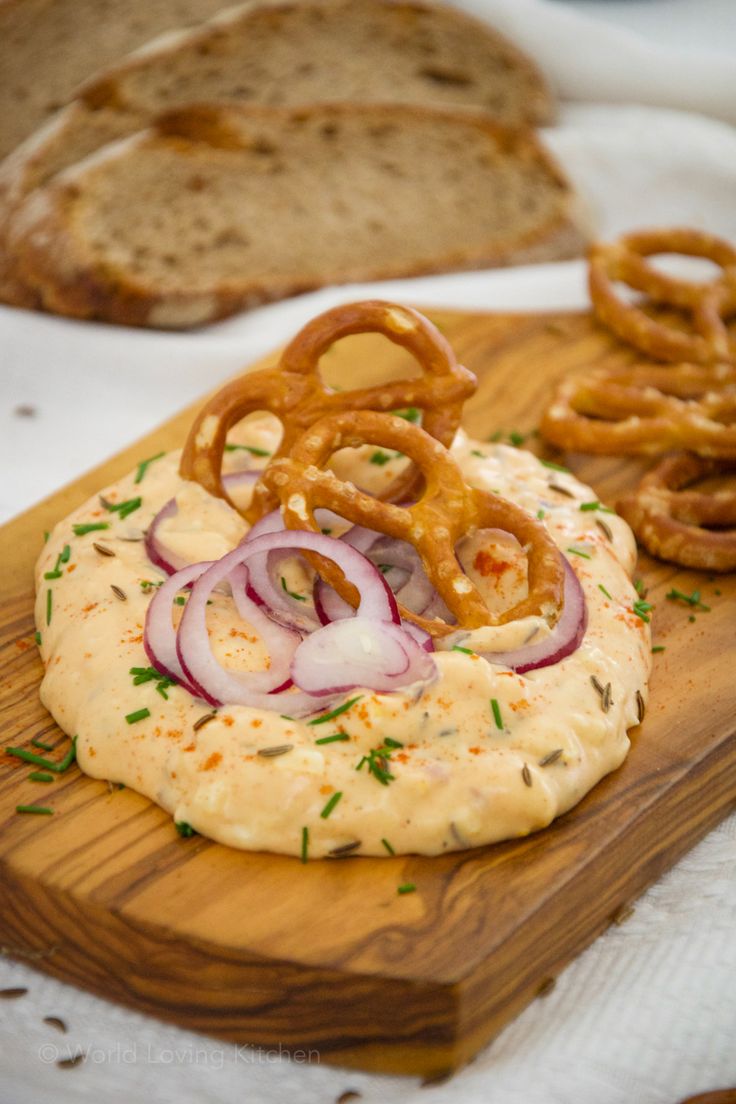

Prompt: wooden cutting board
xmin=1 ymin=308 xmax=735 ymax=1081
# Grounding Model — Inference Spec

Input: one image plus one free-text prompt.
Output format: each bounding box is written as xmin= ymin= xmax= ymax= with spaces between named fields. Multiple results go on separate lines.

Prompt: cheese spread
xmin=35 ymin=422 xmax=651 ymax=857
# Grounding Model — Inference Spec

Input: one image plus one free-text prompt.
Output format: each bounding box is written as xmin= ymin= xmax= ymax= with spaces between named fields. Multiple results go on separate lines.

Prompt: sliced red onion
xmin=147 ymin=471 xmax=259 ymax=577
xmin=399 ymin=620 xmax=435 ymax=653
xmin=144 ymin=560 xmax=218 ymax=702
xmin=176 ymin=530 xmax=412 ymax=713
xmin=291 ymin=617 xmax=436 ymax=694
xmin=476 ymin=557 xmax=587 ymax=674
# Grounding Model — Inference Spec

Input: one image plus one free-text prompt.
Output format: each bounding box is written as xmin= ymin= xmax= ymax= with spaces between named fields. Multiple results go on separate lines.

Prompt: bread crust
xmin=10 ymin=103 xmax=588 ymax=329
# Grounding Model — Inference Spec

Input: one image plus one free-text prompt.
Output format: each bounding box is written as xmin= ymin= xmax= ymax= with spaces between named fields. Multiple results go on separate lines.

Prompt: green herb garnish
xmin=509 ymin=430 xmax=526 ymax=447
xmin=174 ymin=596 xmax=187 ymax=606
xmin=16 ymin=804 xmax=53 ymax=815
xmin=31 ymin=736 xmax=54 ymax=751
xmin=567 ymin=547 xmax=591 ymax=559
xmin=34 ymin=631 xmax=42 ymax=646
xmin=44 ymin=544 xmax=71 ymax=580
xmin=382 ymin=737 xmax=404 ymax=749
xmin=397 ymin=883 xmax=416 ymax=895
xmin=314 ymin=733 xmax=350 ymax=745
xmin=301 ymin=826 xmax=309 ymax=863
xmin=224 ymin=443 xmax=271 ymax=457
xmin=381 ymin=838 xmax=395 ymax=856
xmin=491 ymin=698 xmax=504 ymax=730
xmin=29 ymin=771 xmax=54 ymax=783
xmin=175 ymin=821 xmax=196 ymax=838
xmin=281 ymin=577 xmax=306 ymax=602
xmin=5 ymin=736 xmax=77 ymax=773
xmin=452 ymin=645 xmax=474 ymax=655
xmin=470 ymin=450 xmax=487 ymax=459
xmin=45 ymin=588 xmax=52 ymax=626
xmin=392 ymin=407 xmax=420 ymax=423
xmin=598 ymin=584 xmax=613 ymax=601
xmin=134 ymin=451 xmax=165 ymax=484
xmin=536 ymin=509 xmax=545 ymax=520
xmin=140 ymin=579 xmax=164 ymax=592
xmin=632 ymin=599 xmax=653 ymax=623
xmin=665 ymin=588 xmax=711 ymax=612
xmin=580 ymin=501 xmax=615 ymax=514
xmin=356 ymin=745 xmax=395 ymax=786
xmin=370 ymin=450 xmax=393 ymax=466
xmin=652 ymin=645 xmax=666 ymax=653
xmin=320 ymin=792 xmax=343 ymax=819
xmin=129 ymin=666 xmax=176 ymax=699
xmin=308 ymin=696 xmax=363 ymax=726
xmin=125 ymin=708 xmax=150 ymax=725
xmin=102 ymin=496 xmax=142 ymax=520
xmin=541 ymin=459 xmax=570 ymax=473
xmin=73 ymin=522 xmax=110 ymax=536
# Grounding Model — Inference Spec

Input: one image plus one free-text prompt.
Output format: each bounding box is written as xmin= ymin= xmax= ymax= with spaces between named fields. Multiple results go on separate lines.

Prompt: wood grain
xmin=1 ymin=308 xmax=735 ymax=1079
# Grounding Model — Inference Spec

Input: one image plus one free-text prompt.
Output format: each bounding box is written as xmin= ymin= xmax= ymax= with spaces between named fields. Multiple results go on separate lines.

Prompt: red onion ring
xmin=147 ymin=470 xmax=259 ymax=577
xmin=476 ymin=557 xmax=587 ymax=674
xmin=144 ymin=560 xmax=218 ymax=703
xmin=176 ymin=530 xmax=417 ymax=713
xmin=292 ymin=617 xmax=436 ymax=694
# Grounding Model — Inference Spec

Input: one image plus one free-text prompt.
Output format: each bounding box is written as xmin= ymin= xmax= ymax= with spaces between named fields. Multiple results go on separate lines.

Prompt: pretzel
xmin=589 ymin=228 xmax=736 ymax=364
xmin=541 ymin=362 xmax=736 ymax=457
xmin=617 ymin=452 xmax=736 ymax=572
xmin=180 ymin=300 xmax=477 ymax=522
xmin=261 ymin=410 xmax=565 ymax=636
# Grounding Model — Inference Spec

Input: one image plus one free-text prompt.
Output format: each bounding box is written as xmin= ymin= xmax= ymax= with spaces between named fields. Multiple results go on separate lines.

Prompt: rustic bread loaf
xmin=0 ymin=0 xmax=226 ymax=160
xmin=0 ymin=0 xmax=554 ymax=225
xmin=9 ymin=103 xmax=588 ymax=329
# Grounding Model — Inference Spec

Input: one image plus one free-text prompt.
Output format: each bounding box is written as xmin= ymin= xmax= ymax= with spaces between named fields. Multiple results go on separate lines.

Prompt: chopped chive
xmin=5 ymin=736 xmax=77 ymax=773
xmin=45 ymin=588 xmax=52 ymax=626
xmin=598 ymin=583 xmax=613 ymax=601
xmin=382 ymin=737 xmax=404 ymax=749
xmin=44 ymin=570 xmax=62 ymax=580
xmin=381 ymin=837 xmax=396 ymax=855
xmin=567 ymin=547 xmax=591 ymax=559
xmin=634 ymin=578 xmax=647 ymax=596
xmin=470 ymin=449 xmax=486 ymax=459
xmin=397 ymin=883 xmax=416 ymax=895
xmin=29 ymin=771 xmax=54 ymax=783
xmin=580 ymin=501 xmax=615 ymax=514
xmin=392 ymin=407 xmax=420 ymax=423
xmin=632 ymin=599 xmax=653 ymax=623
xmin=173 ymin=595 xmax=186 ymax=606
xmin=369 ymin=450 xmax=393 ymax=466
xmin=16 ymin=804 xmax=53 ymax=815
xmin=129 ymin=666 xmax=175 ymax=699
xmin=59 ymin=544 xmax=71 ymax=563
xmin=491 ymin=698 xmax=503 ymax=730
xmin=34 ymin=631 xmax=42 ymax=646
xmin=488 ymin=430 xmax=503 ymax=442
xmin=321 ymin=528 xmax=332 ymax=535
xmin=102 ymin=496 xmax=142 ymax=520
xmin=301 ymin=826 xmax=309 ymax=863
xmin=134 ymin=451 xmax=165 ymax=484
xmin=308 ymin=696 xmax=362 ymax=725
xmin=665 ymin=588 xmax=710 ymax=612
xmin=356 ymin=746 xmax=395 ymax=786
xmin=43 ymin=530 xmax=50 ymax=543
xmin=175 ymin=821 xmax=196 ymax=838
xmin=509 ymin=430 xmax=526 ymax=447
xmin=31 ymin=736 xmax=54 ymax=751
xmin=314 ymin=732 xmax=350 ymax=745
xmin=125 ymin=707 xmax=150 ymax=725
xmin=452 ymin=644 xmax=474 ymax=655
xmin=224 ymin=443 xmax=271 ymax=457
xmin=652 ymin=645 xmax=666 ymax=653
xmin=281 ymin=577 xmax=306 ymax=602
xmin=320 ymin=791 xmax=343 ymax=819
xmin=536 ymin=509 xmax=545 ymax=520
xmin=73 ymin=522 xmax=109 ymax=536
xmin=540 ymin=459 xmax=570 ymax=473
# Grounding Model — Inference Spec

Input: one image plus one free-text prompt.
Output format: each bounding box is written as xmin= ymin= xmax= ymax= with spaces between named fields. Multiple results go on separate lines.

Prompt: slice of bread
xmin=0 ymin=0 xmax=554 ymax=223
xmin=9 ymin=103 xmax=588 ymax=329
xmin=0 ymin=0 xmax=226 ymax=160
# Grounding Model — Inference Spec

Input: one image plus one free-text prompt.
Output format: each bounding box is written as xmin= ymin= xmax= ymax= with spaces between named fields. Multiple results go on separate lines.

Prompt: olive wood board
xmin=1 ymin=308 xmax=735 ymax=1081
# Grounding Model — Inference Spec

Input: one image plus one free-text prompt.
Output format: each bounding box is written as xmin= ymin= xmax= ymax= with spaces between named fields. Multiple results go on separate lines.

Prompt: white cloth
xmin=1 ymin=2 xmax=735 ymax=1102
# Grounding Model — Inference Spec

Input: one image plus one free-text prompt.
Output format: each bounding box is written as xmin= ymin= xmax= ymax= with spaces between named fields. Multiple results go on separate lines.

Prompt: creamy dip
xmin=35 ymin=422 xmax=650 ymax=857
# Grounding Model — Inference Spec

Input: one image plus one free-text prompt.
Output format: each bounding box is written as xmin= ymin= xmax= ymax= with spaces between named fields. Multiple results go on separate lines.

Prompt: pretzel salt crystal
xmin=179 ymin=299 xmax=477 ymax=522
xmin=541 ymin=362 xmax=736 ymax=458
xmin=262 ymin=410 xmax=565 ymax=636
xmin=617 ymin=452 xmax=736 ymax=572
xmin=589 ymin=228 xmax=736 ymax=364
